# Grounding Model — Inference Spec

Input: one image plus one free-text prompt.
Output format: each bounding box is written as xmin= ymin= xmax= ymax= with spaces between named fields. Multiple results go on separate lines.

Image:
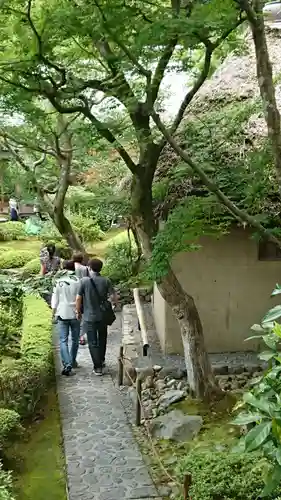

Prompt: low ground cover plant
xmin=0 ymin=223 xmax=26 ymax=242
xmin=0 ymin=250 xmax=36 ymax=270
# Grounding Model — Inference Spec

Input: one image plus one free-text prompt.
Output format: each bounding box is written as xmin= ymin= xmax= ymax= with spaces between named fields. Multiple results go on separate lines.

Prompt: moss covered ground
xmin=7 ymin=388 xmax=67 ymax=500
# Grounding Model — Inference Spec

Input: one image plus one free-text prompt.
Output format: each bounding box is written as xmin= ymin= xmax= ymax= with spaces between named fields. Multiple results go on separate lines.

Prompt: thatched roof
xmin=155 ymin=27 xmax=281 ymax=222
xmin=190 ymin=28 xmax=281 ymax=138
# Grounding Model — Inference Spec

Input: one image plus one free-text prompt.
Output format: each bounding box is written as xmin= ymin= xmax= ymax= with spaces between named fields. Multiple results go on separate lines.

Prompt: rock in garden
xmin=143 ymin=375 xmax=154 ymax=389
xmin=157 ymin=390 xmax=185 ymax=409
xmin=158 ymin=367 xmax=186 ymax=380
xmin=155 ymin=380 xmax=166 ymax=392
xmin=212 ymin=365 xmax=228 ymax=375
xmin=177 ymin=380 xmax=186 ymax=391
xmin=153 ymin=364 xmax=162 ymax=373
xmin=228 ymin=365 xmax=244 ymax=375
xmin=150 ymin=409 xmax=203 ymax=442
xmin=136 ymin=367 xmax=154 ymax=381
xmin=166 ymin=378 xmax=176 ymax=388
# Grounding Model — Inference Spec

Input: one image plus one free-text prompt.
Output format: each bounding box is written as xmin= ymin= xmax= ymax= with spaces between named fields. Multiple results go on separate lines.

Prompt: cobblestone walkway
xmin=55 ymin=314 xmax=161 ymax=500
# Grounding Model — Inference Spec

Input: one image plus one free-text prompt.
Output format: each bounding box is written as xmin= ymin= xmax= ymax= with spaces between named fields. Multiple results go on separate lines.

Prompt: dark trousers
xmin=84 ymin=321 xmax=108 ymax=369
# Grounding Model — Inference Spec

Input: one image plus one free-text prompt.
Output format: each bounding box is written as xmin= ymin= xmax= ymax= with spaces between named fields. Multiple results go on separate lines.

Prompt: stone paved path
xmin=55 ymin=314 xmax=161 ymax=500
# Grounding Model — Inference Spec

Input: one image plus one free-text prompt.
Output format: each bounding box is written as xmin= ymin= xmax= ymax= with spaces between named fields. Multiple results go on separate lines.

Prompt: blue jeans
xmin=58 ymin=318 xmax=80 ymax=369
xmin=84 ymin=321 xmax=108 ymax=369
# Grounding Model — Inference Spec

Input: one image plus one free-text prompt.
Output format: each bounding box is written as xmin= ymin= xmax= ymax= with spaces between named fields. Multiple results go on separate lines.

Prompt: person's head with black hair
xmin=63 ymin=260 xmax=75 ymax=272
xmin=72 ymin=252 xmax=84 ymax=264
xmin=89 ymin=258 xmax=103 ymax=273
xmin=46 ymin=243 xmax=56 ymax=259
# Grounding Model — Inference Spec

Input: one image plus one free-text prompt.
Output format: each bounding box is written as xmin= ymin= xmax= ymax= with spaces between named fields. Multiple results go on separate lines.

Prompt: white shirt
xmin=51 ymin=272 xmax=80 ymax=320
xmin=9 ymin=199 xmax=18 ymax=210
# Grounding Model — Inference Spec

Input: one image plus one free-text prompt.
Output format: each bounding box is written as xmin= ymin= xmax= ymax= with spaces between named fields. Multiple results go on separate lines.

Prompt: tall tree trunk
xmin=131 ymin=173 xmax=157 ymax=258
xmin=240 ymin=0 xmax=281 ymax=185
xmin=158 ymin=266 xmax=219 ymax=400
xmin=131 ymin=170 xmax=221 ymax=401
xmin=52 ymin=209 xmax=84 ymax=252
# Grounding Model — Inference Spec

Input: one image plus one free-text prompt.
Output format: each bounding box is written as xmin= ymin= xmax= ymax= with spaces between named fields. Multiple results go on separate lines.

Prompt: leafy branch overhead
xmin=0 ymin=0 xmax=245 ymax=175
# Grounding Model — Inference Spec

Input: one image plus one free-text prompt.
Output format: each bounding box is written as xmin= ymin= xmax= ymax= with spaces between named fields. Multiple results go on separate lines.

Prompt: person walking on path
xmin=40 ymin=243 xmax=61 ymax=275
xmin=73 ymin=252 xmax=89 ymax=279
xmin=51 ymin=260 xmax=81 ymax=376
xmin=73 ymin=252 xmax=89 ymax=345
xmin=76 ymin=258 xmax=118 ymax=376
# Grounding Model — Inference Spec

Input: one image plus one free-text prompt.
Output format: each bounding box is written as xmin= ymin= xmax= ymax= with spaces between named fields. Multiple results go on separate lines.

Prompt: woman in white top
xmin=9 ymin=198 xmax=19 ymax=221
xmin=51 ymin=260 xmax=80 ymax=375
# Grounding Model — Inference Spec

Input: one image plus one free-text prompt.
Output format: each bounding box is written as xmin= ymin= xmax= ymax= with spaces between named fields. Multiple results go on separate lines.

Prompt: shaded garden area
xmin=0 ymin=277 xmax=64 ymax=499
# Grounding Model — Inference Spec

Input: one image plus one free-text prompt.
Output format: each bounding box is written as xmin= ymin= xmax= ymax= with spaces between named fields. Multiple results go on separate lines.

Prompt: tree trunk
xmin=158 ymin=266 xmax=220 ymax=401
xmin=131 ymin=173 xmax=157 ymax=258
xmin=131 ymin=170 xmax=221 ymax=401
xmin=243 ymin=0 xmax=281 ymax=185
xmin=52 ymin=210 xmax=85 ymax=252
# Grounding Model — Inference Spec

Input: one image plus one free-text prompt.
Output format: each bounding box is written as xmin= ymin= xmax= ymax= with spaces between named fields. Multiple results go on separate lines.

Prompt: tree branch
xmin=26 ymin=0 xmax=66 ymax=87
xmin=0 ymin=129 xmax=57 ymax=157
xmin=149 ymin=38 xmax=178 ymax=106
xmin=169 ymin=43 xmax=213 ymax=136
xmin=47 ymin=94 xmax=138 ymax=174
xmin=152 ymin=111 xmax=281 ymax=248
xmin=168 ymin=16 xmax=246 ymax=138
xmin=236 ymin=0 xmax=257 ymax=24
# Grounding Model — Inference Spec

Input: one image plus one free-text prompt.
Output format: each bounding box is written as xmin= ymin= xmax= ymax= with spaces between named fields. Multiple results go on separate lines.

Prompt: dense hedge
xmin=176 ymin=450 xmax=281 ymax=499
xmin=0 ymin=462 xmax=15 ymax=500
xmin=0 ymin=222 xmax=26 ymax=242
xmin=0 ymin=295 xmax=52 ymax=422
xmin=0 ymin=409 xmax=22 ymax=452
xmin=21 ymin=258 xmax=41 ymax=276
xmin=0 ymin=250 xmax=36 ymax=270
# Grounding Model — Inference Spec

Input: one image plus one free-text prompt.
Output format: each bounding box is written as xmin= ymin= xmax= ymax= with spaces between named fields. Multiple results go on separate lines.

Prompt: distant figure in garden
xmin=76 ymin=258 xmax=117 ymax=376
xmin=73 ymin=252 xmax=89 ymax=279
xmin=40 ymin=243 xmax=61 ymax=275
xmin=9 ymin=197 xmax=18 ymax=221
xmin=51 ymin=260 xmax=81 ymax=376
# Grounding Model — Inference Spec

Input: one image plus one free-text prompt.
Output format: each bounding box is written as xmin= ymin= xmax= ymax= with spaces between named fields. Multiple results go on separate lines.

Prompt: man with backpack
xmin=76 ymin=258 xmax=117 ymax=376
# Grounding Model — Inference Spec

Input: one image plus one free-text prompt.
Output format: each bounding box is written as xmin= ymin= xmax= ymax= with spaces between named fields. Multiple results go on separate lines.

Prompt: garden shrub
xmin=0 ymin=250 xmax=36 ymax=270
xmin=0 ymin=462 xmax=15 ymax=500
xmin=20 ymin=295 xmax=52 ymax=362
xmin=0 ymin=295 xmax=52 ymax=417
xmin=0 ymin=222 xmax=26 ymax=242
xmin=70 ymin=213 xmax=104 ymax=243
xmin=40 ymin=221 xmax=61 ymax=243
xmin=0 ymin=409 xmax=22 ymax=451
xmin=176 ymin=450 xmax=280 ymax=500
xmin=41 ymin=215 xmax=103 ymax=245
xmin=0 ymin=306 xmax=20 ymax=357
xmin=103 ymin=240 xmax=138 ymax=284
xmin=53 ymin=241 xmax=72 ymax=259
xmin=21 ymin=258 xmax=41 ymax=276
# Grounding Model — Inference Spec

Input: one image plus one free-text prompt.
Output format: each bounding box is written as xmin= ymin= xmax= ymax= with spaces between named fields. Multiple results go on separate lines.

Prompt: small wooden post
xmin=183 ymin=473 xmax=192 ymax=500
xmin=118 ymin=346 xmax=124 ymax=386
xmin=136 ymin=376 xmax=142 ymax=426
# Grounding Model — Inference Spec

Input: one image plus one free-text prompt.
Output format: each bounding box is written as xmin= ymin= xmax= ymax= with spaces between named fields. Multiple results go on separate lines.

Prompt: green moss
xmin=8 ymin=388 xmax=67 ymax=500
xmin=135 ymin=394 xmax=241 ymax=492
